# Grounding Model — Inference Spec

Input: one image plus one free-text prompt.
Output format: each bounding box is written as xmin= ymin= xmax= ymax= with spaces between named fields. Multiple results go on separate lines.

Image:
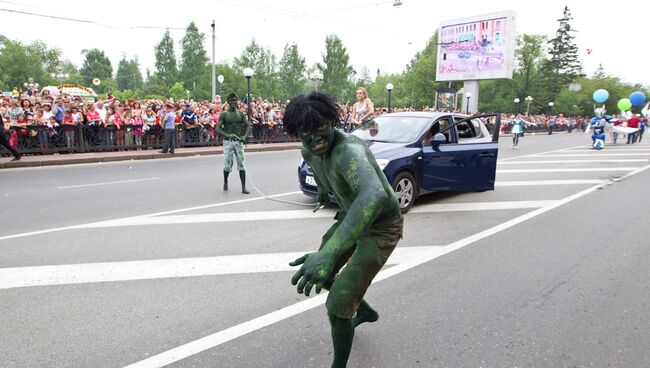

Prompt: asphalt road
xmin=1 ymin=132 xmax=649 ymax=368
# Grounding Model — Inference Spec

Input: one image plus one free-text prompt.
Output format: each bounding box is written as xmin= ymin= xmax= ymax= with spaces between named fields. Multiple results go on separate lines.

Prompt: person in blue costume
xmin=587 ymin=105 xmax=611 ymax=150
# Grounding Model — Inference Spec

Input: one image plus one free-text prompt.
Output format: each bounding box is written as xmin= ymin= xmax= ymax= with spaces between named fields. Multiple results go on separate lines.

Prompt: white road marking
xmin=57 ymin=177 xmax=160 ymax=189
xmin=409 ymin=200 xmax=556 ymax=213
xmin=79 ymin=210 xmax=335 ymax=228
xmin=533 ymin=153 xmax=650 ymax=157
xmin=565 ymin=148 xmax=650 ymax=152
xmin=74 ymin=200 xmax=556 ymax=228
xmin=498 ymin=145 xmax=584 ymax=161
xmin=495 ymin=180 xmax=603 ymax=186
xmin=497 ymin=167 xmax=637 ymax=173
xmin=0 ymin=191 xmax=303 ymax=241
xmin=498 ymin=159 xmax=648 ymax=165
xmin=120 ymin=162 xmax=650 ymax=368
xmin=0 ymin=246 xmax=441 ymax=290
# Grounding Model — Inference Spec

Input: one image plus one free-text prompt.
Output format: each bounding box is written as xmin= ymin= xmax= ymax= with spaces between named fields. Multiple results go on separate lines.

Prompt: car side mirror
xmin=430 ymin=133 xmax=446 ymax=147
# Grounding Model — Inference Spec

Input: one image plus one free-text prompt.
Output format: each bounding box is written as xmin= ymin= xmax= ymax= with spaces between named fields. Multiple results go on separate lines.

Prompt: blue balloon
xmin=629 ymin=91 xmax=646 ymax=106
xmin=592 ymin=89 xmax=609 ymax=103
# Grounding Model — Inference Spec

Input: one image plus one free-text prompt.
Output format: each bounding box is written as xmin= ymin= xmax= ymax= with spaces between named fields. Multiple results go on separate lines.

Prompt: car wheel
xmin=391 ymin=171 xmax=418 ymax=214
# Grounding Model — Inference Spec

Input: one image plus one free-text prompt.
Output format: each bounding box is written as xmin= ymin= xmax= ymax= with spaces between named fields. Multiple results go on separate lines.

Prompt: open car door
xmin=419 ymin=114 xmax=500 ymax=192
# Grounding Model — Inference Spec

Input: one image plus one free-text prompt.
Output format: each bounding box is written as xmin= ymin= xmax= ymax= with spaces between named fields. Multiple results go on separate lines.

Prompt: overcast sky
xmin=2 ymin=0 xmax=648 ymax=88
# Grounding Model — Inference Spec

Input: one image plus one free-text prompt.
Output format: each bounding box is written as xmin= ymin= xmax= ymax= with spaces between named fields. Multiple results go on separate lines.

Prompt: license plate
xmin=305 ymin=175 xmax=317 ymax=187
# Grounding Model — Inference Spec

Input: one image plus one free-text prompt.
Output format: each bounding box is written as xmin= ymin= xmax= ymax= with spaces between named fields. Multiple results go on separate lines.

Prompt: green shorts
xmin=322 ymin=214 xmax=404 ymax=319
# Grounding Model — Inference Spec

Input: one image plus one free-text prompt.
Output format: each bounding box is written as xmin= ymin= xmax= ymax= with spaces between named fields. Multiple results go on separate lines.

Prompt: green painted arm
xmin=319 ymin=144 xmax=388 ymax=257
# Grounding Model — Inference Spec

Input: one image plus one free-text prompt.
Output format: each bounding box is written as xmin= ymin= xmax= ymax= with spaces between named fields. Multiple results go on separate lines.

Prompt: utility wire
xmin=0 ymin=8 xmax=185 ymax=30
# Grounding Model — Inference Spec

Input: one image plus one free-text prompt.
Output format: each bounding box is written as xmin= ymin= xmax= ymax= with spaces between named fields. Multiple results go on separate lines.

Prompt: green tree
xmin=169 ymin=81 xmax=188 ymax=100
xmin=215 ymin=63 xmax=246 ymax=100
xmin=319 ymin=34 xmax=354 ymax=101
xmin=142 ymin=73 xmax=169 ymax=98
xmin=79 ymin=48 xmax=112 ymax=92
xmin=592 ymin=64 xmax=606 ymax=79
xmin=479 ymin=34 xmax=548 ymax=114
xmin=367 ymin=73 xmax=407 ymax=108
xmin=233 ymin=39 xmax=280 ymax=100
xmin=0 ymin=37 xmax=62 ymax=89
xmin=357 ymin=66 xmax=372 ymax=87
xmin=56 ymin=59 xmax=82 ymax=85
xmin=278 ymin=42 xmax=307 ymax=100
xmin=179 ymin=22 xmax=209 ymax=99
xmin=540 ymin=6 xmax=583 ymax=100
xmin=116 ymin=55 xmax=143 ymax=91
xmin=404 ymin=33 xmax=440 ymax=109
xmin=154 ymin=30 xmax=179 ymax=88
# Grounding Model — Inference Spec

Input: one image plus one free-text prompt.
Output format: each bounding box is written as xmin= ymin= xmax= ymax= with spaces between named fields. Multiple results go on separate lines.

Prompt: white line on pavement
xmin=74 ymin=200 xmax=556 ymax=228
xmin=565 ymin=149 xmax=650 ymax=152
xmin=532 ymin=153 xmax=650 ymax=157
xmin=0 ymin=246 xmax=442 ymax=290
xmin=409 ymin=200 xmax=556 ymax=214
xmin=57 ymin=177 xmax=160 ymax=189
xmin=0 ymin=191 xmax=303 ymax=241
xmin=498 ymin=145 xmax=585 ymax=161
xmin=499 ymin=159 xmax=648 ymax=165
xmin=495 ymin=180 xmax=603 ymax=186
xmin=496 ymin=167 xmax=637 ymax=173
xmin=119 ymin=163 xmax=650 ymax=368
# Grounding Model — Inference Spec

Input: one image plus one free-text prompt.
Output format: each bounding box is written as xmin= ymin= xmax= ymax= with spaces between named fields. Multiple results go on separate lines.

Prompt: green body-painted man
xmin=215 ymin=92 xmax=252 ymax=194
xmin=283 ymin=93 xmax=403 ymax=368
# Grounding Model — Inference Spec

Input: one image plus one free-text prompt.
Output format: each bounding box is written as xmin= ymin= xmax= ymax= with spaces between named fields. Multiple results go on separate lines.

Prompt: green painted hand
xmin=290 ymin=251 xmax=334 ymax=297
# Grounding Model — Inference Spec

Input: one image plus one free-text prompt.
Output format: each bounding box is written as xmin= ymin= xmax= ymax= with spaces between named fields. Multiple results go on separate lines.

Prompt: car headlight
xmin=375 ymin=159 xmax=390 ymax=171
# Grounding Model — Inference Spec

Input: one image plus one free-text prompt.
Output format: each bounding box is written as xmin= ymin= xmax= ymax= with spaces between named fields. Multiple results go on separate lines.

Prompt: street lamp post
xmin=525 ymin=95 xmax=533 ymax=116
xmin=186 ymin=90 xmax=190 ymax=100
xmin=217 ymin=74 xmax=224 ymax=98
xmin=513 ymin=98 xmax=520 ymax=114
xmin=548 ymin=101 xmax=554 ymax=115
xmin=243 ymin=67 xmax=254 ymax=120
xmin=211 ymin=20 xmax=216 ymax=102
xmin=309 ymin=70 xmax=323 ymax=92
xmin=386 ymin=83 xmax=394 ymax=113
xmin=465 ymin=92 xmax=472 ymax=114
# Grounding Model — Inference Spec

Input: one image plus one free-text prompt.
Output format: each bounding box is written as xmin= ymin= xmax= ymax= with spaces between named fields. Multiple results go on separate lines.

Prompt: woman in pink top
xmin=109 ymin=107 xmax=125 ymax=150
xmin=132 ymin=110 xmax=144 ymax=150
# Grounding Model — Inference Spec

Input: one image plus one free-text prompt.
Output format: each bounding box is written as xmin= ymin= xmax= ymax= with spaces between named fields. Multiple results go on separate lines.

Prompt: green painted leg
xmin=239 ymin=170 xmax=250 ymax=194
xmin=329 ymin=314 xmax=354 ymax=368
xmin=223 ymin=170 xmax=229 ymax=191
xmin=352 ymin=299 xmax=379 ymax=328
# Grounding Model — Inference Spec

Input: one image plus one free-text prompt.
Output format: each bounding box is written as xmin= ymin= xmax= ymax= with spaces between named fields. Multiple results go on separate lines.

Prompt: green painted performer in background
xmin=283 ymin=93 xmax=403 ymax=368
xmin=215 ymin=92 xmax=252 ymax=194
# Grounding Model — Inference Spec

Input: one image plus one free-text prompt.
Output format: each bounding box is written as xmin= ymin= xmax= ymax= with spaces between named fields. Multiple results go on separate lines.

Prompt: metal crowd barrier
xmin=1 ymin=123 xmax=296 ymax=155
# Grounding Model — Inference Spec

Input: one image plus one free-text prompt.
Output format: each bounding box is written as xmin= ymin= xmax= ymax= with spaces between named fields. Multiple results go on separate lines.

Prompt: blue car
xmin=298 ymin=112 xmax=501 ymax=213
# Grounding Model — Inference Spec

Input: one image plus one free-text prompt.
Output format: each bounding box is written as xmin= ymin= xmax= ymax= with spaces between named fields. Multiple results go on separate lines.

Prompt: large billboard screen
xmin=436 ymin=11 xmax=516 ymax=81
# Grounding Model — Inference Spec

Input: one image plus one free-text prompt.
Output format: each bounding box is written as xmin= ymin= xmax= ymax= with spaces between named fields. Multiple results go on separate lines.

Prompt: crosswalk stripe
xmin=534 ymin=153 xmax=650 ymax=157
xmin=497 ymin=167 xmax=637 ymax=173
xmin=499 ymin=159 xmax=648 ymax=164
xmin=409 ymin=200 xmax=557 ymax=213
xmin=565 ymin=149 xmax=650 ymax=152
xmin=0 ymin=246 xmax=443 ymax=290
xmin=75 ymin=200 xmax=558 ymax=228
xmin=495 ymin=180 xmax=603 ymax=186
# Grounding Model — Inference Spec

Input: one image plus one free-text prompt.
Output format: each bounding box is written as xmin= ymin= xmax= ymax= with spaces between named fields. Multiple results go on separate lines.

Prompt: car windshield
xmin=352 ymin=116 xmax=431 ymax=143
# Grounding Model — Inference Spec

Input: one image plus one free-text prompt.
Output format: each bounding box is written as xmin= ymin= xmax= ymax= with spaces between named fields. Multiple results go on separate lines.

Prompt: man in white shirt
xmin=95 ymin=101 xmax=107 ymax=124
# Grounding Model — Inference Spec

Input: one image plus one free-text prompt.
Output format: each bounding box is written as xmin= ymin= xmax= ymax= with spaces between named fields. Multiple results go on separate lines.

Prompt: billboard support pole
xmin=462 ymin=80 xmax=479 ymax=114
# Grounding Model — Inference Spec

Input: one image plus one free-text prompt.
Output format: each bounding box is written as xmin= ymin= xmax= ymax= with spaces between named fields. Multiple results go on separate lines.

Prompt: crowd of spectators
xmin=0 ymin=85 xmax=610 ymax=157
xmin=0 ymin=88 xmax=292 ymax=155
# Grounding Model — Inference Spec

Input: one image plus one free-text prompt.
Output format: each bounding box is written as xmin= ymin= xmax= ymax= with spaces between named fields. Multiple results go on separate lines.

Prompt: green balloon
xmin=617 ymin=98 xmax=632 ymax=111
